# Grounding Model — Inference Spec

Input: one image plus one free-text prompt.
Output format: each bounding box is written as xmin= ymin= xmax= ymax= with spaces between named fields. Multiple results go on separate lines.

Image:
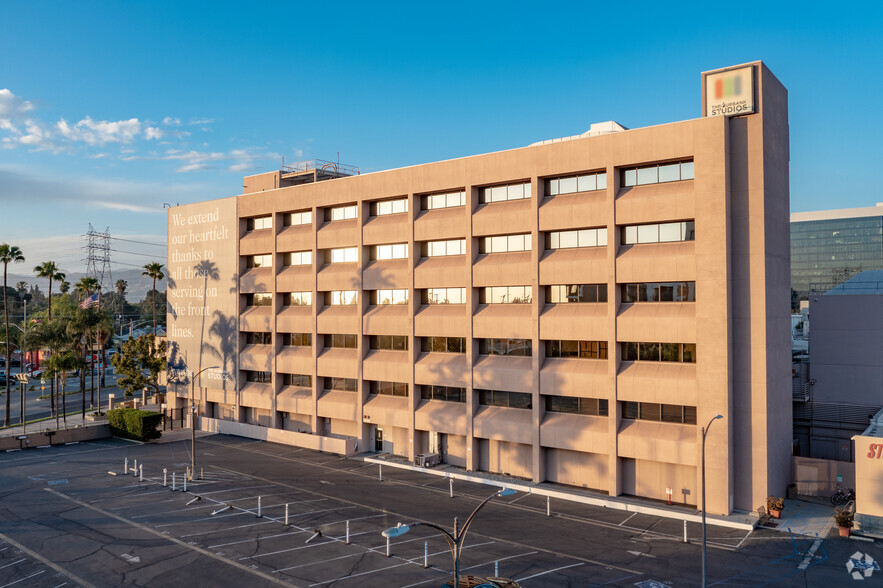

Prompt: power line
xmin=109 ymin=236 xmax=166 ymax=248
xmin=110 ymin=248 xmax=164 ymax=258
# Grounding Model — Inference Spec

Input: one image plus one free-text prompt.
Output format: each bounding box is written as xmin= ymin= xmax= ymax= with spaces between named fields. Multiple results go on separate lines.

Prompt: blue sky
xmin=1 ymin=1 xmax=881 ymax=278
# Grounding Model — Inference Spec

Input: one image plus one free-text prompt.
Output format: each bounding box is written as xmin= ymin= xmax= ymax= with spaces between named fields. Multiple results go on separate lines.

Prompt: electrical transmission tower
xmin=85 ymin=224 xmax=113 ymax=295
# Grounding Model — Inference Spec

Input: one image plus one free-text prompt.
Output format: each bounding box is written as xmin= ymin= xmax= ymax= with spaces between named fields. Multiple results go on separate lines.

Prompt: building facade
xmin=166 ymin=62 xmax=791 ymax=515
xmin=791 ymin=205 xmax=883 ymax=299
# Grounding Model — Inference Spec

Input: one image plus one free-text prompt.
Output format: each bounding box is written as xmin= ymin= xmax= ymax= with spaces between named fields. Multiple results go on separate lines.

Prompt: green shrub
xmin=107 ymin=408 xmax=163 ymax=442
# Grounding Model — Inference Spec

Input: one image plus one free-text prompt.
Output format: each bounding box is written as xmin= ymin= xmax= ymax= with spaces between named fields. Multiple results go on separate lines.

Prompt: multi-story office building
xmin=791 ymin=204 xmax=883 ymax=299
xmin=166 ymin=61 xmax=791 ymax=515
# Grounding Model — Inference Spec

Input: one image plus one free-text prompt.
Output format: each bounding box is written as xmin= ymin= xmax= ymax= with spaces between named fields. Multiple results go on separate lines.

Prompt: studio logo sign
xmin=847 ymin=551 xmax=879 ymax=580
xmin=705 ymin=66 xmax=755 ymax=117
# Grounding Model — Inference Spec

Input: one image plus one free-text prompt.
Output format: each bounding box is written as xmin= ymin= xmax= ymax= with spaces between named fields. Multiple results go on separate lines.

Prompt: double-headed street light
xmin=190 ymin=366 xmax=219 ymax=478
xmin=701 ymin=414 xmax=724 ymax=587
xmin=382 ymin=487 xmax=516 ymax=588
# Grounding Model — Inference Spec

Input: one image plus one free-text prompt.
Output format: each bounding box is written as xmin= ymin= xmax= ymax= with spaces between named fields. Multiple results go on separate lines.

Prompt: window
xmin=546 ymin=284 xmax=607 ymax=304
xmin=283 ymin=292 xmax=312 ymax=306
xmin=546 ymin=171 xmax=607 ymax=196
xmin=421 ymin=287 xmax=467 ymax=305
xmin=369 ymin=289 xmax=408 ymax=305
xmin=622 ymin=161 xmax=694 ymax=187
xmin=246 ymin=254 xmax=272 ymax=268
xmin=283 ymin=333 xmax=312 ymax=346
xmin=370 ymin=335 xmax=409 ymax=350
xmin=245 ymin=332 xmax=272 ymax=345
xmin=324 ymin=333 xmax=358 ymax=349
xmin=245 ymin=370 xmax=271 ymax=383
xmin=622 ymin=402 xmax=696 ymax=424
xmin=329 ymin=247 xmax=358 ymax=263
xmin=370 ymin=198 xmax=408 ymax=216
xmin=421 ymin=190 xmax=466 ymax=211
xmin=621 ymin=282 xmax=696 ymax=302
xmin=545 ymin=340 xmax=608 ymax=359
xmin=283 ymin=210 xmax=312 ymax=227
xmin=246 ymin=215 xmax=272 ymax=231
xmin=421 ymin=239 xmax=466 ymax=257
xmin=246 ymin=293 xmax=272 ymax=307
xmin=282 ymin=251 xmax=312 ymax=266
xmin=325 ymin=205 xmax=357 ymax=222
xmin=622 ymin=342 xmax=696 ymax=363
xmin=325 ymin=290 xmax=358 ymax=305
xmin=545 ymin=228 xmax=607 ymax=249
xmin=478 ymin=389 xmax=532 ymax=409
xmin=371 ymin=243 xmax=408 ymax=260
xmin=421 ymin=385 xmax=466 ymax=402
xmin=421 ymin=336 xmax=466 ymax=353
xmin=369 ymin=380 xmax=408 ymax=397
xmin=479 ymin=286 xmax=532 ymax=304
xmin=622 ymin=221 xmax=695 ymax=245
xmin=324 ymin=377 xmax=357 ymax=392
xmin=545 ymin=396 xmax=608 ymax=416
xmin=479 ymin=234 xmax=531 ymax=254
xmin=282 ymin=373 xmax=311 ymax=387
xmin=478 ymin=338 xmax=532 ymax=357
xmin=478 ymin=181 xmax=531 ymax=204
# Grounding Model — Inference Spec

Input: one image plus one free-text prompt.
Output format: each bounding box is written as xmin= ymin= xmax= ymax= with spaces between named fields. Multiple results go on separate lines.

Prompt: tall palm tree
xmin=74 ymin=277 xmax=100 ymax=406
xmin=115 ymin=279 xmax=127 ymax=337
xmin=142 ymin=263 xmax=165 ymax=337
xmin=35 ymin=261 xmax=65 ymax=418
xmin=0 ymin=244 xmax=25 ymax=427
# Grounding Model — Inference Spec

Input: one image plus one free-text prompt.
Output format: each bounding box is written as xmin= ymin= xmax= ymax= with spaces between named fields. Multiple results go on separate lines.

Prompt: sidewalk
xmin=0 ymin=411 xmax=104 ymax=439
xmin=763 ymin=498 xmax=836 ymax=538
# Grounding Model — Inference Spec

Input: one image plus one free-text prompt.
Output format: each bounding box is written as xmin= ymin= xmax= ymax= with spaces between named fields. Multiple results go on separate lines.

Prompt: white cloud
xmin=0 ymin=89 xmax=34 ymax=118
xmin=162 ymin=117 xmax=181 ymax=126
xmin=93 ymin=200 xmax=164 ymax=214
xmin=56 ymin=116 xmax=144 ymax=145
xmin=145 ymin=126 xmax=163 ymax=140
xmin=188 ymin=117 xmax=215 ymax=126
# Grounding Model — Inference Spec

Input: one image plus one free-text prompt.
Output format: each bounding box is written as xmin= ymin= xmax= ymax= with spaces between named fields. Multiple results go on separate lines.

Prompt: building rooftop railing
xmin=281 ymin=159 xmax=359 ymax=177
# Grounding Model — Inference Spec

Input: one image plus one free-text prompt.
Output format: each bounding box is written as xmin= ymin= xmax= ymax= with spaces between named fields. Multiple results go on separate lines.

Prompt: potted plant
xmin=835 ymin=508 xmax=854 ymax=537
xmin=767 ymin=495 xmax=785 ymax=519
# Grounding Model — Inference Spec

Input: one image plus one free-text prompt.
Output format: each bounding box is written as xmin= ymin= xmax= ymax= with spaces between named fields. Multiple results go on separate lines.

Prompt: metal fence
xmin=162 ymin=407 xmax=186 ymax=430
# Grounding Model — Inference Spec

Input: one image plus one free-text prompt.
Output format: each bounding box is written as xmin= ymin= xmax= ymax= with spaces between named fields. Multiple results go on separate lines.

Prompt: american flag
xmin=79 ymin=293 xmax=99 ymax=309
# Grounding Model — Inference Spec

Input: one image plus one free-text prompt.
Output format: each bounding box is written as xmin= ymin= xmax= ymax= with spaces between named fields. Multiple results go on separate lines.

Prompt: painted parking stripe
xmin=0 ymin=558 xmax=26 ymax=570
xmin=0 ymin=569 xmax=45 ymax=587
xmin=179 ymin=519 xmax=276 ymax=538
xmin=515 ymin=562 xmax=584 ymax=582
xmin=397 ymin=551 xmax=536 ymax=588
xmin=307 ymin=561 xmax=411 ymax=586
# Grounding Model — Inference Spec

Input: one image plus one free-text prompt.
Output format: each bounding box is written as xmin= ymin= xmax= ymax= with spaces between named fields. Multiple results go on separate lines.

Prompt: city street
xmin=0 ymin=374 xmax=122 ymax=427
xmin=0 ymin=434 xmax=876 ymax=587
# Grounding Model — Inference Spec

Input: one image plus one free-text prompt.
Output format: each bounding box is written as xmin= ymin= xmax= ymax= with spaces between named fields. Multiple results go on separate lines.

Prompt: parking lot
xmin=0 ymin=434 xmax=874 ymax=587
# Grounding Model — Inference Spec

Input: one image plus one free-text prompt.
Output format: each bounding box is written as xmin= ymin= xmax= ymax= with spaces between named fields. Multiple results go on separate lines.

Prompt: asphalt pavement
xmin=0 ymin=433 xmax=877 ymax=587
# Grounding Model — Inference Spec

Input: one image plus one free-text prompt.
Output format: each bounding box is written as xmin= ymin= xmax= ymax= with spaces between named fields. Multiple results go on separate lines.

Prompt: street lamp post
xmin=701 ymin=414 xmax=723 ymax=588
xmin=190 ymin=366 xmax=219 ymax=478
xmin=383 ymin=487 xmax=516 ymax=588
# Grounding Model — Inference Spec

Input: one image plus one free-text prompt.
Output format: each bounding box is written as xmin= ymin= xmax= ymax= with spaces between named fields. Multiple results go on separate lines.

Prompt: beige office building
xmin=166 ymin=62 xmax=791 ymax=515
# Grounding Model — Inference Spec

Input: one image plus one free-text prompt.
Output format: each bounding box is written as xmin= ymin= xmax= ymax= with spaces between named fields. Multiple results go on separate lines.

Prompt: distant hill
xmin=7 ymin=268 xmax=164 ymax=302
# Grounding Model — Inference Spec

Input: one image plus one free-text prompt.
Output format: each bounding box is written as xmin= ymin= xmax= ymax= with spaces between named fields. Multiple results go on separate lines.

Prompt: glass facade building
xmin=791 ymin=208 xmax=883 ymax=298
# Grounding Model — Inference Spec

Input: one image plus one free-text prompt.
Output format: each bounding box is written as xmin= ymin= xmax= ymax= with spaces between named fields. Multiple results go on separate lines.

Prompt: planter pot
xmin=838 ymin=525 xmax=851 ymax=537
xmin=769 ymin=509 xmax=781 ymax=519
xmin=85 ymin=412 xmax=108 ymax=423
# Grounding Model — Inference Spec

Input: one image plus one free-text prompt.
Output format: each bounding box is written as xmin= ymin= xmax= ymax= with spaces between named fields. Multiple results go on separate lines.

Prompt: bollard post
xmin=424 ymin=541 xmax=428 ymax=568
xmin=495 ymin=560 xmax=499 ymax=578
xmin=449 ymin=478 xmax=454 ymax=498
xmin=386 ymin=536 xmax=390 ymax=557
xmin=133 ymin=459 xmax=137 ymax=474
xmin=257 ymin=496 xmax=262 ymax=518
xmin=139 ymin=464 xmax=143 ymax=482
xmin=172 ymin=472 xmax=176 ymax=491
xmin=183 ymin=474 xmax=187 ymax=492
xmin=163 ymin=468 xmax=167 ymax=487
xmin=186 ymin=466 xmax=190 ymax=481
xmin=683 ymin=520 xmax=688 ymax=543
xmin=284 ymin=504 xmax=289 ymax=526
xmin=200 ymin=467 xmax=203 ymax=480
xmin=346 ymin=520 xmax=350 ymax=544
xmin=125 ymin=458 xmax=129 ymax=475
xmin=546 ymin=496 xmax=551 ymax=517
xmin=379 ymin=464 xmax=382 ymax=482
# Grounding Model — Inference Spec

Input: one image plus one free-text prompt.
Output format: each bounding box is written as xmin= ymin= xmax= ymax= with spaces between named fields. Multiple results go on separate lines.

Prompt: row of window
xmin=622 ymin=221 xmax=695 ymax=245
xmin=240 ymin=371 xmax=697 ymax=424
xmin=245 ymin=163 xmax=693 ymax=234
xmin=622 ymin=342 xmax=696 ymax=363
xmin=545 ymin=228 xmax=607 ymax=249
xmin=251 ymin=282 xmax=693 ymax=309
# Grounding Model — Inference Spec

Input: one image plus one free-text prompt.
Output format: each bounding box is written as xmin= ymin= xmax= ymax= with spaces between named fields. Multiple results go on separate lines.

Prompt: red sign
xmin=867 ymin=443 xmax=883 ymax=459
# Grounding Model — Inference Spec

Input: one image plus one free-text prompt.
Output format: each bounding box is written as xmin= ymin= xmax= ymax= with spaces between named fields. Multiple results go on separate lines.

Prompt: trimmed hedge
xmin=107 ymin=408 xmax=163 ymax=442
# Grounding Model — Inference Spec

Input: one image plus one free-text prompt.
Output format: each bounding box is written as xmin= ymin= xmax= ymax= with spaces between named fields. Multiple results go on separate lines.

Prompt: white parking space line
xmin=619 ymin=512 xmax=638 ymax=526
xmin=0 ymin=569 xmax=45 ymax=587
xmin=397 ymin=551 xmax=536 ymax=588
xmin=307 ymin=561 xmax=410 ymax=586
xmin=0 ymin=558 xmax=26 ymax=570
xmin=194 ymin=484 xmax=280 ymax=496
xmin=209 ymin=528 xmax=309 ymax=549
xmin=179 ymin=519 xmax=276 ymax=538
xmin=153 ymin=509 xmax=250 ymax=528
xmin=515 ymin=562 xmax=585 ymax=582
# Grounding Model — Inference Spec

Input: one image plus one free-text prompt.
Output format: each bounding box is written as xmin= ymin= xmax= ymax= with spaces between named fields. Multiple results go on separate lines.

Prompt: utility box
xmin=414 ymin=453 xmax=440 ymax=468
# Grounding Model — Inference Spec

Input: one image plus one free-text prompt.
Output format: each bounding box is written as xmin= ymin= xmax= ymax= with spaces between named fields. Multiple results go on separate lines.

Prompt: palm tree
xmin=34 ymin=318 xmax=81 ymax=428
xmin=0 ymin=244 xmax=25 ymax=427
xmin=34 ymin=261 xmax=65 ymax=418
xmin=142 ymin=262 xmax=165 ymax=337
xmin=115 ymin=279 xmax=127 ymax=337
xmin=74 ymin=277 xmax=100 ymax=406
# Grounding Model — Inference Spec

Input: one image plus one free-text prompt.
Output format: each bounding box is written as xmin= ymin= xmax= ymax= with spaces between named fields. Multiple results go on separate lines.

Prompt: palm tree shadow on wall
xmin=201 ymin=309 xmax=237 ymax=399
xmin=193 ymin=260 xmax=220 ymax=380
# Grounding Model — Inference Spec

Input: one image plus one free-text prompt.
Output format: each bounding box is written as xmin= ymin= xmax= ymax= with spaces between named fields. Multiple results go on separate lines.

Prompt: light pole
xmin=15 ymin=373 xmax=28 ymax=433
xmin=190 ymin=366 xmax=218 ymax=478
xmin=701 ymin=414 xmax=723 ymax=588
xmin=383 ymin=487 xmax=516 ymax=588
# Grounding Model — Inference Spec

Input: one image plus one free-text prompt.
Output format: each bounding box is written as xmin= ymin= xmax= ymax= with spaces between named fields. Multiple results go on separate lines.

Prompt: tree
xmin=34 ymin=261 xmax=65 ymax=417
xmin=111 ymin=334 xmax=167 ymax=399
xmin=0 ymin=243 xmax=25 ymax=427
xmin=115 ymin=279 xmax=127 ymax=334
xmin=32 ymin=306 xmax=82 ymax=427
xmin=142 ymin=262 xmax=165 ymax=337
